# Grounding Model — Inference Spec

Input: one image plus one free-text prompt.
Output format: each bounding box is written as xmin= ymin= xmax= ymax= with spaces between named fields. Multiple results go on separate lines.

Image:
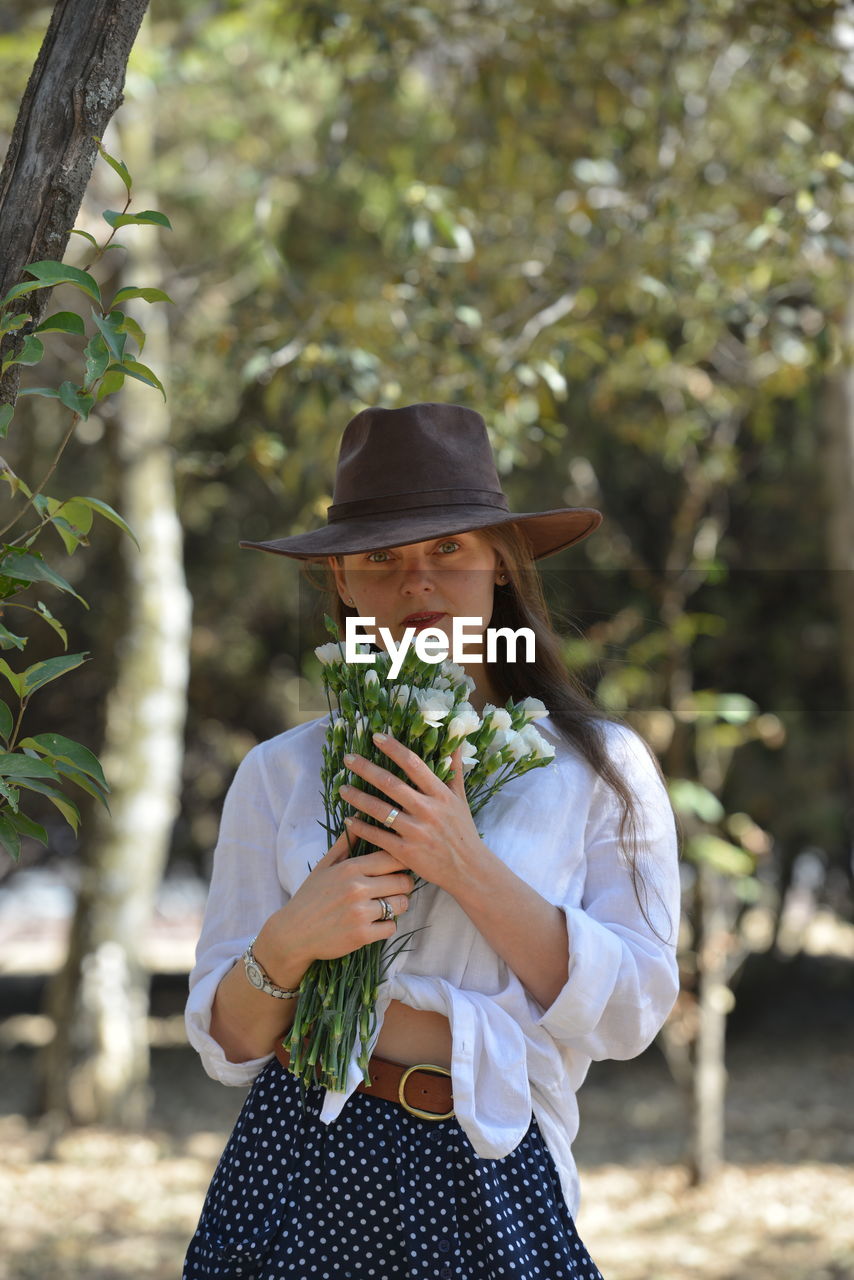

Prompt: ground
xmin=1 ymin=1016 xmax=851 ymax=1280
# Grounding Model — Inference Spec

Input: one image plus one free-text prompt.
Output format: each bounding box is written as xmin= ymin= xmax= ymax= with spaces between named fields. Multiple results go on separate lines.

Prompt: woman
xmin=182 ymin=402 xmax=682 ymax=1279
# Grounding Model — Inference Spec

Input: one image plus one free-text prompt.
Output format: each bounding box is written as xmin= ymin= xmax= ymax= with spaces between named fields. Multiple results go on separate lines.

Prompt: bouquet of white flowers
xmin=282 ymin=615 xmax=555 ymax=1093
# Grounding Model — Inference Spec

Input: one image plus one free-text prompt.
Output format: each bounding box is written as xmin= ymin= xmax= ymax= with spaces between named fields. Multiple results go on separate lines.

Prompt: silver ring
xmin=383 ymin=806 xmax=401 ymax=828
xmin=377 ymin=896 xmax=395 ymax=922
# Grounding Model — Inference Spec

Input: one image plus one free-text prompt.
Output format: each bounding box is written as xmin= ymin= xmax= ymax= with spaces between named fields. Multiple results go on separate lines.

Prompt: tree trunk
xmin=38 ymin=84 xmax=191 ymax=1127
xmin=689 ymin=862 xmax=730 ymax=1184
xmin=822 ymin=284 xmax=854 ymax=841
xmin=0 ymin=0 xmax=150 ymax=404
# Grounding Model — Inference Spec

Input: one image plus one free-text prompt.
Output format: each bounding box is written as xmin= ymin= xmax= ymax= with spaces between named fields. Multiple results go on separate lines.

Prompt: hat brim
xmin=239 ymin=505 xmax=602 ymax=562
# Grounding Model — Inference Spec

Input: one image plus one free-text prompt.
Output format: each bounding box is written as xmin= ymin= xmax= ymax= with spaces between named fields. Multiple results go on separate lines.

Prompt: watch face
xmin=245 ymin=959 xmax=265 ymax=990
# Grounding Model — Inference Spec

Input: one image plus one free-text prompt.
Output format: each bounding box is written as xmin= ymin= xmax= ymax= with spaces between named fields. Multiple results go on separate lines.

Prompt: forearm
xmin=446 ymin=843 xmax=569 ymax=1011
xmin=208 ymin=920 xmax=311 ymax=1064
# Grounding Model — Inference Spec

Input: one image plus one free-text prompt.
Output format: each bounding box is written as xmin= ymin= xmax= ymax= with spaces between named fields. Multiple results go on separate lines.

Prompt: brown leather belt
xmin=273 ymin=1040 xmax=454 ymax=1121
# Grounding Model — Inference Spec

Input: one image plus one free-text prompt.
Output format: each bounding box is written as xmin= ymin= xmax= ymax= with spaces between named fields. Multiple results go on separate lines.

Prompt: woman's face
xmin=329 ymin=531 xmax=505 ymax=650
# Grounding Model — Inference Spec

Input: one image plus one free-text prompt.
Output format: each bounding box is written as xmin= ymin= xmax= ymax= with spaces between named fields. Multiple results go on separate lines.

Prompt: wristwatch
xmin=242 ymin=937 xmax=301 ymax=1000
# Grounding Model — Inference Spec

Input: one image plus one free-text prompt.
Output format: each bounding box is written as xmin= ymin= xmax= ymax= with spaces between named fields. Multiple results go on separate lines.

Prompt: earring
xmin=497 ymin=574 xmax=507 ymax=585
xmin=347 ymin=597 xmax=355 ymax=605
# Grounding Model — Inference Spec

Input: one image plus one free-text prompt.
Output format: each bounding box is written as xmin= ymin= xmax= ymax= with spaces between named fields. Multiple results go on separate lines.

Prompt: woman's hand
xmin=258 ymin=827 xmax=415 ymax=976
xmin=337 ymin=732 xmax=487 ymax=893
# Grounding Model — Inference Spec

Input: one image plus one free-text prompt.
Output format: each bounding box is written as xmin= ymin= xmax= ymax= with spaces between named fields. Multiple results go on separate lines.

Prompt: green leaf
xmin=102 ymin=209 xmax=172 ymax=231
xmin=48 ymin=515 xmax=85 ymax=553
xmin=20 ymin=732 xmax=108 ymax=790
xmin=107 ymin=359 xmax=165 ymax=398
xmin=0 ymin=623 xmax=26 ymax=651
xmin=54 ymin=760 xmax=110 ymax=810
xmin=21 ymin=652 xmax=88 ymax=695
xmin=0 ymin=778 xmax=18 ymax=809
xmin=3 ymin=335 xmax=44 ymax=373
xmin=0 ymin=404 xmax=12 ymax=439
xmin=111 ymin=286 xmax=174 ymax=306
xmin=6 ymin=810 xmax=48 ymax=846
xmin=0 ymin=751 xmax=61 ymax=781
xmin=69 ymin=228 xmax=100 ymax=249
xmin=15 ymin=777 xmax=80 ymax=833
xmin=17 ymin=335 xmax=44 ymax=365
xmin=47 ymin=496 xmax=94 ymax=554
xmin=0 ymin=815 xmax=21 ymax=859
xmin=96 ymin=140 xmax=133 ymax=194
xmin=0 ymin=659 xmax=23 ymax=697
xmin=35 ymin=311 xmax=86 ymax=336
xmin=16 ymin=386 xmax=61 ymax=400
xmin=84 ymin=332 xmax=110 ymax=384
xmin=95 ymin=369 xmax=126 ymax=401
xmin=116 ymin=314 xmax=145 ymax=353
xmin=8 ymin=600 xmax=68 ymax=647
xmin=19 ymin=261 xmax=101 ymax=305
xmin=92 ymin=308 xmax=127 ymax=362
xmin=34 ymin=601 xmax=68 ymax=647
xmin=75 ymin=497 xmax=138 ymax=547
xmin=0 ymin=550 xmax=86 ymax=604
xmin=0 ymin=312 xmax=30 ymax=336
xmin=0 ymin=698 xmax=12 ymax=742
xmin=57 ymin=381 xmax=94 ymax=420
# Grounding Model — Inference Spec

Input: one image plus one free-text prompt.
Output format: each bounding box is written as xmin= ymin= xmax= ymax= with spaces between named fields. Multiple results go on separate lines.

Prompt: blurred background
xmin=0 ymin=2 xmax=852 ymax=1277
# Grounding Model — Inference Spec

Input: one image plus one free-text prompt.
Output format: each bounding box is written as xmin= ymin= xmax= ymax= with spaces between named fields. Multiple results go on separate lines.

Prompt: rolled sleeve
xmin=536 ymin=725 xmax=681 ymax=1060
xmin=184 ymin=743 xmax=289 ymax=1086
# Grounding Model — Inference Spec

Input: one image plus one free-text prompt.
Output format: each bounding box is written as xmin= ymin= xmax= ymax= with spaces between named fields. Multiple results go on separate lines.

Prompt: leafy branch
xmin=0 ymin=139 xmax=172 ymax=861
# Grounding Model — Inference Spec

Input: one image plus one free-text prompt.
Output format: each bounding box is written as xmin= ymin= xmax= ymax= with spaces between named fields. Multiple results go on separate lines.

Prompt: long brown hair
xmin=304 ymin=522 xmax=681 ymax=943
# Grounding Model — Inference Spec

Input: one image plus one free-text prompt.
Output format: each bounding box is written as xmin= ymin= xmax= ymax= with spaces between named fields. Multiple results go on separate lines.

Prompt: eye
xmin=436 ymin=540 xmax=460 ymax=554
xmin=366 ymin=549 xmax=391 ymax=563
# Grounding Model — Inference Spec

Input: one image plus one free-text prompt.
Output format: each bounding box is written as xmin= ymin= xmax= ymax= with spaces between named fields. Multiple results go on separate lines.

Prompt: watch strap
xmin=243 ymin=937 xmax=301 ymax=999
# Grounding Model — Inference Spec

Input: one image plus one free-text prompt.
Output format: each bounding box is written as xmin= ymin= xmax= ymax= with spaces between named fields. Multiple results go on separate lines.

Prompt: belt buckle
xmin=398 ymin=1062 xmax=454 ymax=1122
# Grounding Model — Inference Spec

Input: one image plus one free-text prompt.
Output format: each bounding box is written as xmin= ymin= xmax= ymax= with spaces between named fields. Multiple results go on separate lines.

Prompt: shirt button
xmin=438 ymin=1239 xmax=450 ymax=1254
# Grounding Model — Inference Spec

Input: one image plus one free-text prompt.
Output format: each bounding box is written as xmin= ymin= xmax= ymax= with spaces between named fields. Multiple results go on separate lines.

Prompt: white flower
xmin=503 ymin=729 xmax=530 ymax=762
xmin=414 ymin=686 xmax=456 ymax=728
xmin=393 ymin=684 xmax=417 ymax=709
xmin=482 ymin=703 xmax=513 ymax=732
xmin=440 ymin=660 xmax=476 ymax=693
xmin=315 ymin=641 xmax=346 ymax=665
xmin=483 ymin=728 xmax=512 ymax=758
xmin=518 ymin=722 xmax=555 ymax=761
xmin=459 ymin=740 xmax=479 ymax=773
xmin=518 ymin=696 xmax=548 ymax=722
xmin=365 ymin=668 xmax=379 ymax=687
xmin=445 ymin=702 xmax=481 ymax=741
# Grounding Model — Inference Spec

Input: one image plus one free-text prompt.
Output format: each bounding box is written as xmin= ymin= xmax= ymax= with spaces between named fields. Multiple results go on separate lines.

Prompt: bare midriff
xmin=374 ymin=999 xmax=452 ymax=1071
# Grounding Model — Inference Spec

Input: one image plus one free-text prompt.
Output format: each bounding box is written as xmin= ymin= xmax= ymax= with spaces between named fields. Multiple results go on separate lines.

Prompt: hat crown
xmin=332 ymin=403 xmax=502 ymax=507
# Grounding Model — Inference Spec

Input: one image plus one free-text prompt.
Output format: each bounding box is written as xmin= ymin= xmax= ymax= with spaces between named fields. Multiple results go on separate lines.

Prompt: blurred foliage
xmin=0 ymin=0 xmax=849 ymax=937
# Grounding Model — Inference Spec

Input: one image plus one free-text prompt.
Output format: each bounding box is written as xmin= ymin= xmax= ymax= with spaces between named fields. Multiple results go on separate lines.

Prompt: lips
xmin=402 ymin=611 xmax=446 ymax=630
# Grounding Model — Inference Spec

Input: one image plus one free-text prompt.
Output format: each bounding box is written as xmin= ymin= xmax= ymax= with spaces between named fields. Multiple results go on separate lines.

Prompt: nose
xmin=400 ymin=565 xmax=435 ymax=597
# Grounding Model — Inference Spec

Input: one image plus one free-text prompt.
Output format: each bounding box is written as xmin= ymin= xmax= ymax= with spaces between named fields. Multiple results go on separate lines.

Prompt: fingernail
xmin=372 ymin=732 xmax=387 ymax=743
xmin=344 ymin=816 xmax=353 ymax=826
xmin=343 ymin=753 xmax=355 ymax=764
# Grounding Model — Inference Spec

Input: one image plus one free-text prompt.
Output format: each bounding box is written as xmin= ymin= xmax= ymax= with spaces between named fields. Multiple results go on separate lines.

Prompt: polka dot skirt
xmin=183 ymin=1058 xmax=604 ymax=1279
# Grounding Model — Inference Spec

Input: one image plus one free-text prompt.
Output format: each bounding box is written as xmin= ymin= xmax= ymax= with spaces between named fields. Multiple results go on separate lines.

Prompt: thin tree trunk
xmin=39 ymin=82 xmax=191 ymax=1126
xmin=689 ymin=862 xmax=730 ymax=1184
xmin=0 ymin=0 xmax=150 ymax=404
xmin=822 ymin=284 xmax=854 ymax=839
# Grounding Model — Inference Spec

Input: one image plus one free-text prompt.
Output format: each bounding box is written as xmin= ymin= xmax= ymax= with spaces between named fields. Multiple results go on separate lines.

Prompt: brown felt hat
xmin=240 ymin=402 xmax=603 ymax=561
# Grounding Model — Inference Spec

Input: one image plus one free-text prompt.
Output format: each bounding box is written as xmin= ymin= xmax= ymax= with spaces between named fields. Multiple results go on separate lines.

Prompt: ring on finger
xmin=383 ymin=806 xmax=401 ymax=829
xmin=376 ymin=896 xmax=395 ymax=923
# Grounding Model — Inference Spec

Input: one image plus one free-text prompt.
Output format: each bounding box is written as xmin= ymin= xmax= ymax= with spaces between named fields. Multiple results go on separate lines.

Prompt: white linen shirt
xmin=185 ymin=711 xmax=681 ymax=1218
